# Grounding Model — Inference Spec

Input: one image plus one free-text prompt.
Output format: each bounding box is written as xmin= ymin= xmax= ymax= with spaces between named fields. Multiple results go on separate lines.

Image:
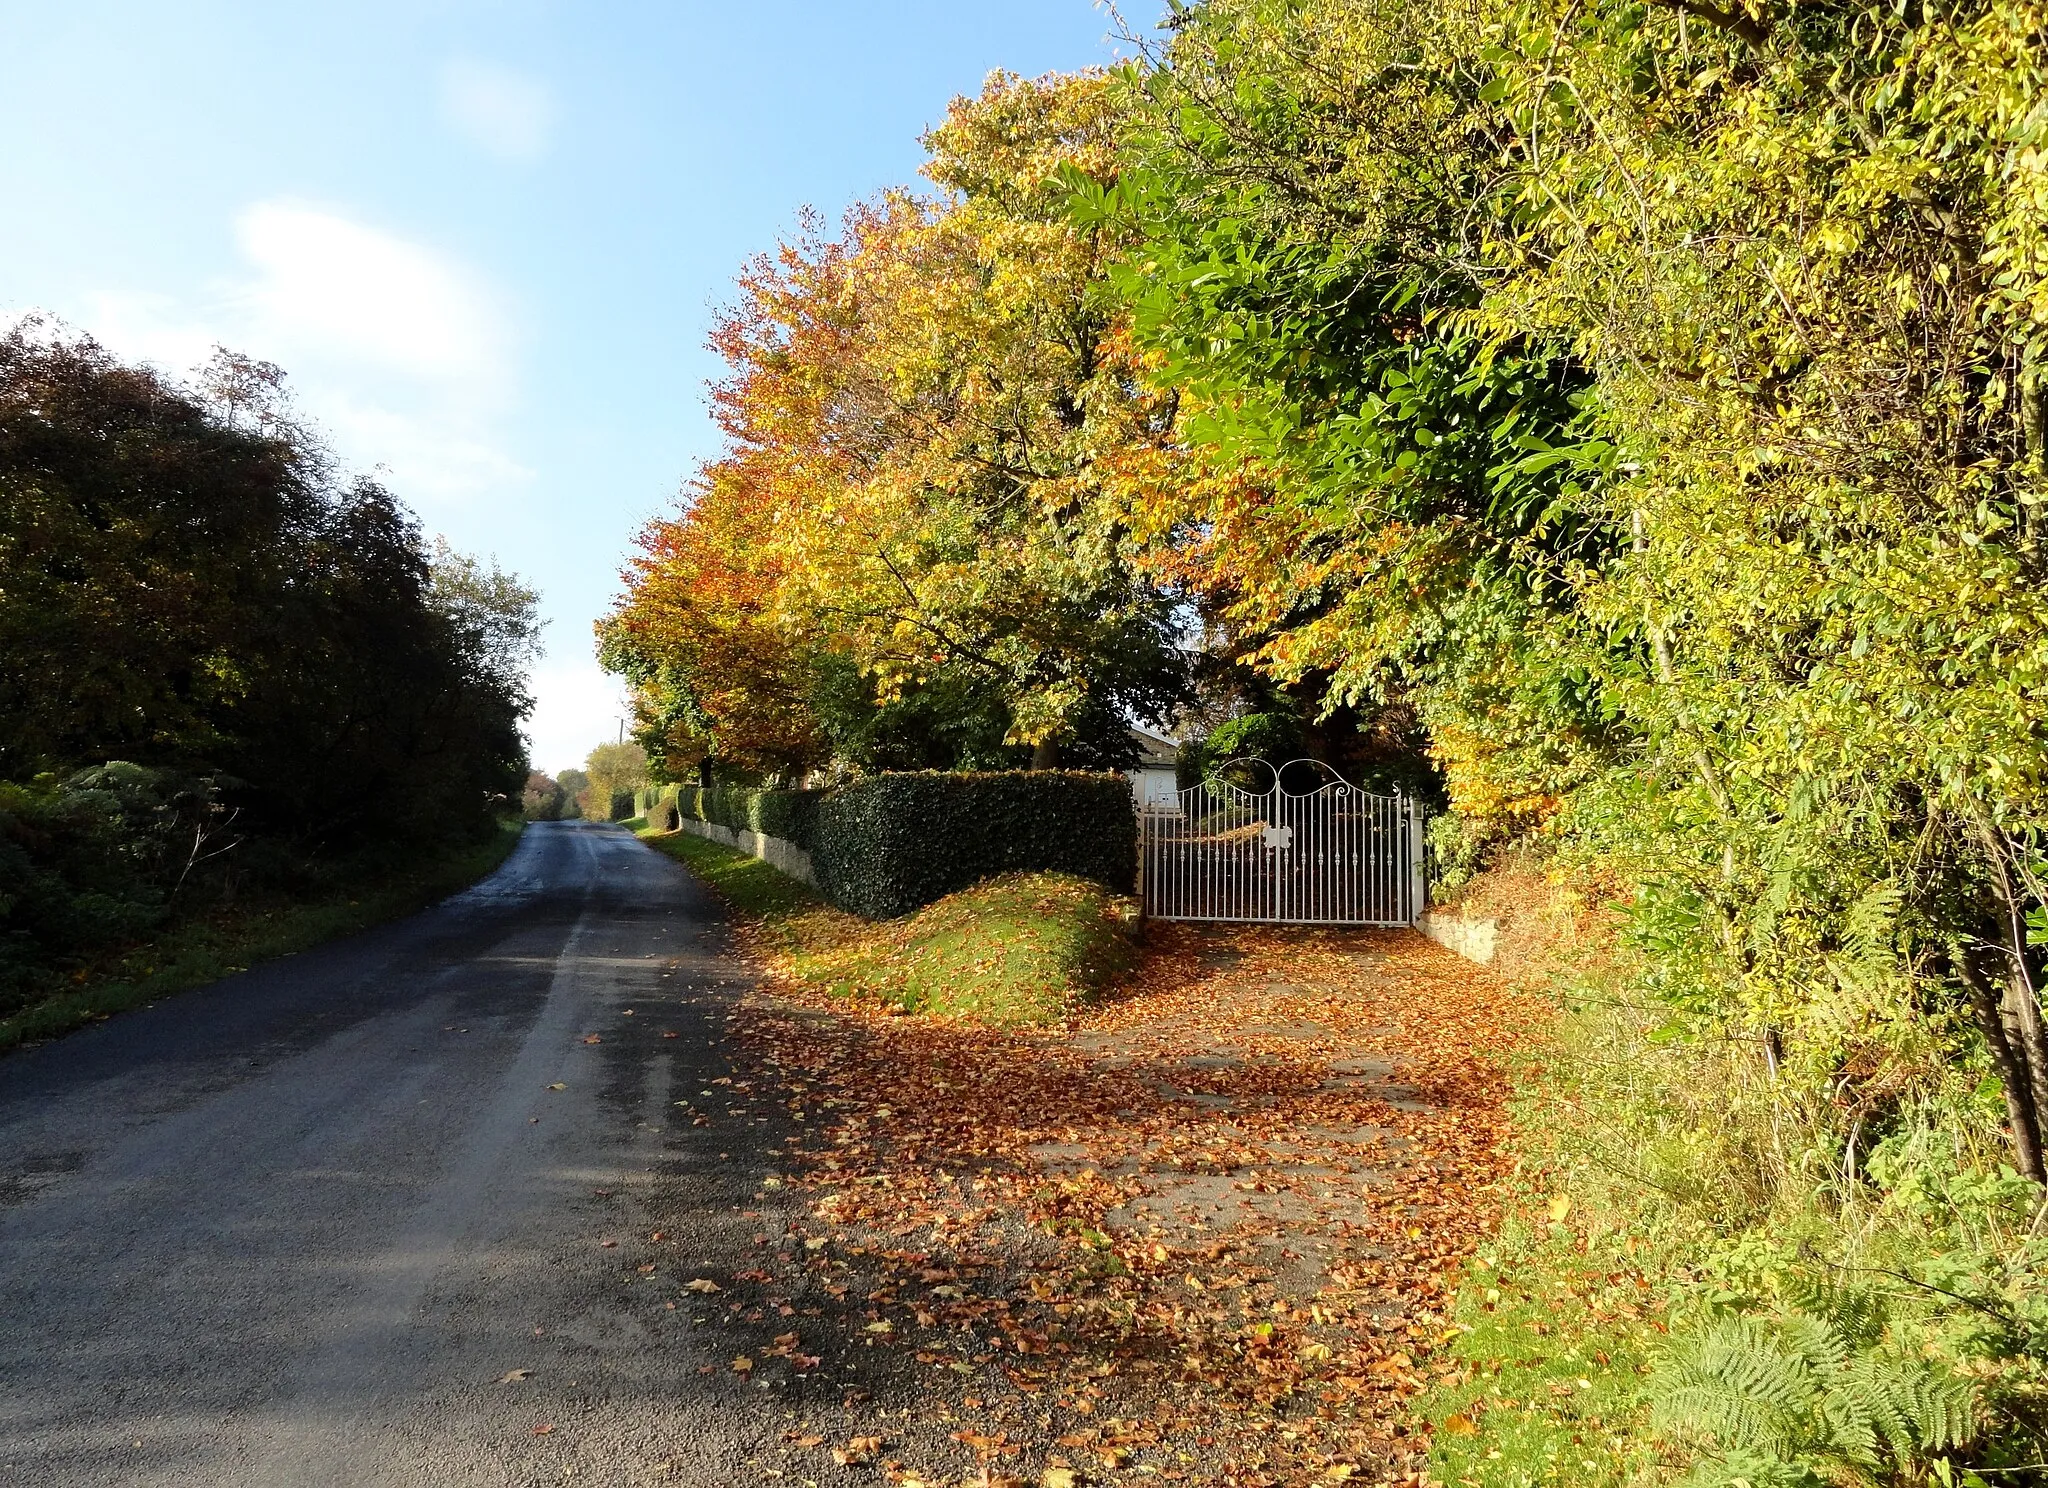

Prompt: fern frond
xmin=1678 ymin=1446 xmax=1831 ymax=1488
xmin=1653 ymin=1316 xmax=1822 ymax=1452
xmin=1829 ymin=1354 xmax=1978 ymax=1459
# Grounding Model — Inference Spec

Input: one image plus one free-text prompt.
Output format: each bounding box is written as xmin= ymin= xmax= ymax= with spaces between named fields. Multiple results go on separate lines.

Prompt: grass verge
xmin=1412 ymin=868 xmax=2048 ymax=1485
xmin=642 ymin=826 xmax=1135 ymax=1025
xmin=0 ymin=818 xmax=526 ymax=1056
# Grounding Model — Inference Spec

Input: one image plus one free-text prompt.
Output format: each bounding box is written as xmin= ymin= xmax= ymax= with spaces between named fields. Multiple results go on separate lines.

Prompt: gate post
xmin=1407 ymin=795 xmax=1427 ymax=925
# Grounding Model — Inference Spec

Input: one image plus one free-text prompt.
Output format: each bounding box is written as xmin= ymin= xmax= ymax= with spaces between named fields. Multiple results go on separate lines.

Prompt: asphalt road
xmin=0 ymin=821 xmax=818 ymax=1487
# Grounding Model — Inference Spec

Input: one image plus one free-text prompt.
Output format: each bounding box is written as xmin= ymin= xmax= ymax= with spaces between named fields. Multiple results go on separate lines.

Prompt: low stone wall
xmin=1417 ymin=910 xmax=1497 ymax=965
xmin=676 ymin=817 xmax=817 ymax=887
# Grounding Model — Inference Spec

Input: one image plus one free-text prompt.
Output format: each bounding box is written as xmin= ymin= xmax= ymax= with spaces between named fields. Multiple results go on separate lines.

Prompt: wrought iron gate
xmin=1137 ymin=760 xmax=1424 ymax=926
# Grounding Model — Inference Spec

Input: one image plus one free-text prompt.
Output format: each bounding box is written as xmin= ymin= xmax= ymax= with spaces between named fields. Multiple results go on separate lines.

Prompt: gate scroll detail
xmin=1137 ymin=759 xmax=1424 ymax=926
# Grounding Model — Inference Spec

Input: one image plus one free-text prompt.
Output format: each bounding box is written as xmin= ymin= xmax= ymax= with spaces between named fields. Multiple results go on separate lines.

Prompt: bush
xmin=665 ymin=784 xmax=826 ymax=850
xmin=812 ymin=771 xmax=1136 ymax=919
xmin=0 ymin=763 xmax=232 ymax=1015
xmin=1176 ymin=711 xmax=1301 ymax=793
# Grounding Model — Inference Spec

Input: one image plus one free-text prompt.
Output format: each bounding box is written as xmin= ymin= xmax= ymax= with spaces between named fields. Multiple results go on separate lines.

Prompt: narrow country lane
xmin=0 ymin=821 xmax=792 ymax=1487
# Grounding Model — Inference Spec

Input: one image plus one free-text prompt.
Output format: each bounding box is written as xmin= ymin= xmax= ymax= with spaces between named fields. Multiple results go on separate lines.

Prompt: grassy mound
xmin=643 ymin=828 xmax=1135 ymax=1026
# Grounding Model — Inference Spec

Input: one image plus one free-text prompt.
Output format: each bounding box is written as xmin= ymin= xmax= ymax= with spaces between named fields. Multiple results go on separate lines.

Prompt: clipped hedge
xmin=655 ymin=784 xmax=825 ymax=851
xmin=812 ymin=771 xmax=1136 ymax=919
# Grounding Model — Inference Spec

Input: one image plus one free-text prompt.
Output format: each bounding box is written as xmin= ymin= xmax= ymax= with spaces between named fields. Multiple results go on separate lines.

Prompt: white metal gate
xmin=1138 ymin=760 xmax=1424 ymax=926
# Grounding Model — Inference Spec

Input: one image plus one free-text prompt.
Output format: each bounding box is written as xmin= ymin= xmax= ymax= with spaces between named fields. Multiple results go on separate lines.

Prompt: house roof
xmin=1127 ymin=723 xmax=1180 ymax=769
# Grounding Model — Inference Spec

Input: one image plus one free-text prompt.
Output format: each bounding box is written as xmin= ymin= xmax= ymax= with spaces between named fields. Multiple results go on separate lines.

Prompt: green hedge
xmin=812 ymin=771 xmax=1136 ymax=919
xmin=652 ymin=783 xmax=825 ymax=851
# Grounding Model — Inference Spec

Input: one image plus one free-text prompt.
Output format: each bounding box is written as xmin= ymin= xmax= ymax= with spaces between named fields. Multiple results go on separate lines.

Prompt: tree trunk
xmin=1030 ymin=737 xmax=1061 ymax=771
xmin=1968 ymin=803 xmax=2048 ymax=1164
xmin=1960 ymin=946 xmax=2047 ymax=1184
xmin=698 ymin=756 xmax=713 ymax=789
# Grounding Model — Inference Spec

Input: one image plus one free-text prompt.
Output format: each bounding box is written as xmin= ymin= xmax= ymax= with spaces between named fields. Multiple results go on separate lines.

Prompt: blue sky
xmin=0 ymin=0 xmax=1133 ymax=775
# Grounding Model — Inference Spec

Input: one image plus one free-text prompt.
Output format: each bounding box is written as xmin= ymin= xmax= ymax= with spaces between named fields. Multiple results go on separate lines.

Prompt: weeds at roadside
xmin=0 ymin=818 xmax=526 ymax=1055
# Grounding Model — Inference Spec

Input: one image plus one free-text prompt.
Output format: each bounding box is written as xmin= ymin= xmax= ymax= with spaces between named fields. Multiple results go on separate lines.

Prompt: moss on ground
xmin=0 ymin=818 xmax=526 ymax=1056
xmin=643 ymin=826 xmax=1135 ymax=1026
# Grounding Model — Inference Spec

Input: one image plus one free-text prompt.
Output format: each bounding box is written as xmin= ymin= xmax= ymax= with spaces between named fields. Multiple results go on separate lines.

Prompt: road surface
xmin=0 ymin=821 xmax=816 ymax=1486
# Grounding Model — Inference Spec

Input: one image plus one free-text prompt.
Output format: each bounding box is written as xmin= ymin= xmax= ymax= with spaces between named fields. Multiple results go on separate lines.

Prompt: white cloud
xmin=526 ymin=660 xmax=631 ymax=777
xmin=439 ymin=58 xmax=555 ymax=163
xmin=77 ymin=200 xmax=527 ymax=509
xmin=232 ymin=201 xmax=509 ymax=388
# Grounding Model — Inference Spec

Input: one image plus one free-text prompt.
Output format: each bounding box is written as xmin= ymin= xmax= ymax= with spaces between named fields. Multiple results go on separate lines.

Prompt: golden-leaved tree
xmin=603 ymin=72 xmax=1187 ymax=779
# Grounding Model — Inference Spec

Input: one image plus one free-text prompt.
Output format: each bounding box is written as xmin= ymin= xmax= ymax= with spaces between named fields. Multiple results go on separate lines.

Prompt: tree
xmin=602 ymin=72 xmax=1190 ymax=780
xmin=583 ymin=741 xmax=648 ymax=822
xmin=1106 ymin=0 xmax=2048 ymax=1179
xmin=0 ymin=323 xmax=536 ymax=844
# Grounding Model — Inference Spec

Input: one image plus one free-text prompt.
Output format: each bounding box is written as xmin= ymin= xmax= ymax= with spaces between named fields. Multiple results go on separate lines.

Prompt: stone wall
xmin=676 ymin=817 xmax=817 ymax=887
xmin=1416 ymin=910 xmax=1497 ymax=965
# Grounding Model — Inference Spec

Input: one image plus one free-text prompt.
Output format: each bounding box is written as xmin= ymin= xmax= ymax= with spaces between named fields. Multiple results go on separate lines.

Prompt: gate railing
xmin=1137 ymin=759 xmax=1424 ymax=926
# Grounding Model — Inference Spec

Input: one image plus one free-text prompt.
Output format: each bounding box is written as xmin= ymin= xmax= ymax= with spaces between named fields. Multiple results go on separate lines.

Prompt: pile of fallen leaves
xmin=716 ymin=915 xmax=1548 ymax=1487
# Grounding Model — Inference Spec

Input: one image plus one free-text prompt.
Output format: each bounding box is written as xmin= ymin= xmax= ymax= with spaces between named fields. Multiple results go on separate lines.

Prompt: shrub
xmin=1177 ymin=711 xmax=1301 ymax=792
xmin=812 ymin=771 xmax=1136 ymax=919
xmin=667 ymin=784 xmax=825 ymax=850
xmin=0 ymin=764 xmax=227 ymax=1014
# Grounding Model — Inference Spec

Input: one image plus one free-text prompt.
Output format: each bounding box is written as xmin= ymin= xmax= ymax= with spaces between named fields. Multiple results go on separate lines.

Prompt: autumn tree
xmin=603 ymin=72 xmax=1189 ymax=781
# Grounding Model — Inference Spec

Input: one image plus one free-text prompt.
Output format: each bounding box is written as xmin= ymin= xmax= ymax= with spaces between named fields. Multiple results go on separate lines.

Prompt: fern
xmin=1653 ymin=1306 xmax=1980 ymax=1484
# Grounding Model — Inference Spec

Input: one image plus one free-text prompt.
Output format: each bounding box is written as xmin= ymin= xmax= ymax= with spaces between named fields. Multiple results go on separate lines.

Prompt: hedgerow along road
xmin=0 ymin=820 xmax=818 ymax=1486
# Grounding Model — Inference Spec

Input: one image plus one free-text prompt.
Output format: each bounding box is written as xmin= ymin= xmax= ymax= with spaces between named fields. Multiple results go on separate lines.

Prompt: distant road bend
xmin=0 ymin=820 xmax=788 ymax=1486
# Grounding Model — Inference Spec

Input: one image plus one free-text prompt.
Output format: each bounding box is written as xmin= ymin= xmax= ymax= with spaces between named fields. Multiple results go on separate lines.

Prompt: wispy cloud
xmin=80 ymin=200 xmax=528 ymax=510
xmin=439 ymin=58 xmax=555 ymax=163
xmin=231 ymin=201 xmax=510 ymax=389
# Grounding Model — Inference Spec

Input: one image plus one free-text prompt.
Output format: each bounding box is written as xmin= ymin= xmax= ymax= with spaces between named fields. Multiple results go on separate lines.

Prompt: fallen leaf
xmin=1439 ymin=1414 xmax=1479 ymax=1436
xmin=731 ymin=1356 xmax=753 ymax=1372
xmin=1042 ymin=1470 xmax=1081 ymax=1488
xmin=531 ymin=1423 xmax=553 ymax=1436
xmin=496 ymin=1369 xmax=530 ymax=1383
xmin=685 ymin=1278 xmax=722 ymax=1293
xmin=581 ymin=1035 xmax=602 ymax=1045
xmin=1548 ymin=1193 xmax=1571 ymax=1223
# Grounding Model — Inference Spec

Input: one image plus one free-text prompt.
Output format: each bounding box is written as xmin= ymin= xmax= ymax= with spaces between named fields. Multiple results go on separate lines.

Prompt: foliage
xmin=1176 ymin=710 xmax=1302 ymax=793
xmin=601 ymin=71 xmax=1191 ymax=779
xmin=521 ymin=771 xmax=566 ymax=821
xmin=661 ymin=782 xmax=826 ymax=851
xmin=554 ymin=769 xmax=590 ymax=820
xmin=584 ymin=741 xmax=649 ymax=823
xmin=1653 ymin=1309 xmax=1979 ymax=1484
xmin=0 ymin=327 xmax=534 ymax=844
xmin=813 ymin=770 xmax=1137 ymax=919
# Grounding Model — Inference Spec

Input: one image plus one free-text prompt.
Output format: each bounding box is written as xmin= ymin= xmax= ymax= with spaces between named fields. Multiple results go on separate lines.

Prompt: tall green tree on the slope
xmin=1105 ymin=0 xmax=2048 ymax=1175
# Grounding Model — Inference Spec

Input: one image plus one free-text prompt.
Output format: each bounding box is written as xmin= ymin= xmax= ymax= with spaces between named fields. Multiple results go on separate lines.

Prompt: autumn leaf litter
xmin=704 ymin=916 xmax=1543 ymax=1487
